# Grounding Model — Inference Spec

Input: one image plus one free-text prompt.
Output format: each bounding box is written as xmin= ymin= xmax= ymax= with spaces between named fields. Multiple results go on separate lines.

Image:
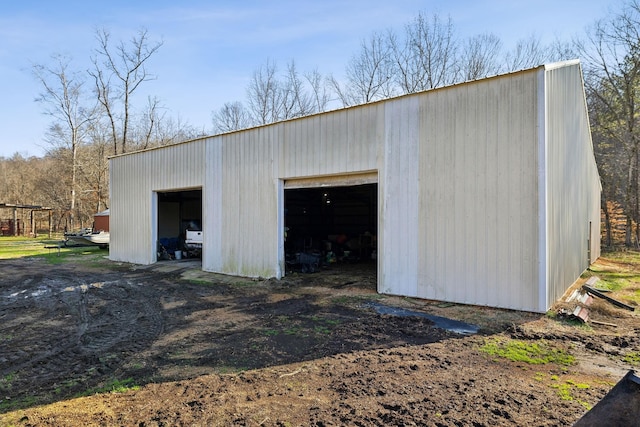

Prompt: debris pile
xmin=558 ymin=276 xmax=635 ymax=327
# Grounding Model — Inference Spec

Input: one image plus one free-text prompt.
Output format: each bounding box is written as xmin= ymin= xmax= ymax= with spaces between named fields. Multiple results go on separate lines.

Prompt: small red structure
xmin=93 ymin=209 xmax=109 ymax=232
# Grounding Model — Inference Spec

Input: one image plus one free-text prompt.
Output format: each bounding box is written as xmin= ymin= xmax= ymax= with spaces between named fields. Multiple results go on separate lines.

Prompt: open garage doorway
xmin=283 ymin=178 xmax=377 ymax=286
xmin=156 ymin=188 xmax=202 ymax=261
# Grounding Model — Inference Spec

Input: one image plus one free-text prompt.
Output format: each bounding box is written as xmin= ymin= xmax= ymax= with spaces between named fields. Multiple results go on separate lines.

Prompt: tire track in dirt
xmin=1 ymin=269 xmax=165 ymax=401
xmin=69 ymin=281 xmax=165 ymax=355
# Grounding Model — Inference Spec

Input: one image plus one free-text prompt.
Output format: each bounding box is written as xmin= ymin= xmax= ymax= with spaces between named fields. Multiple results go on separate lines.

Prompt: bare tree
xmin=577 ymin=0 xmax=640 ymax=246
xmin=548 ymin=38 xmax=578 ymax=62
xmin=212 ymin=101 xmax=253 ymax=133
xmin=331 ymin=31 xmax=396 ymax=106
xmin=460 ymin=33 xmax=503 ymax=81
xmin=281 ymin=61 xmax=315 ymax=119
xmin=247 ymin=59 xmax=282 ymax=125
xmin=143 ymin=111 xmax=202 ymax=147
xmin=33 ymin=54 xmax=95 ymax=230
xmin=246 ymin=59 xmax=324 ymax=125
xmin=305 ymin=68 xmax=332 ymax=112
xmin=89 ymin=28 xmax=163 ymax=154
xmin=136 ymin=96 xmax=163 ymax=150
xmin=77 ymin=132 xmax=110 ymax=214
xmin=391 ymin=12 xmax=458 ymax=93
xmin=504 ymin=34 xmax=552 ymax=72
xmin=0 ymin=153 xmax=41 ymax=206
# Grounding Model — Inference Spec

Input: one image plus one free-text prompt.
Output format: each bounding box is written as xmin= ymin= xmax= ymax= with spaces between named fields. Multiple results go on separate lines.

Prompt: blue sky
xmin=0 ymin=0 xmax=614 ymax=158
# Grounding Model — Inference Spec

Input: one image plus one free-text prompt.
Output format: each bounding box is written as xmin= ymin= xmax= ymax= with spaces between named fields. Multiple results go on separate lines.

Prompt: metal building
xmin=109 ymin=60 xmax=601 ymax=313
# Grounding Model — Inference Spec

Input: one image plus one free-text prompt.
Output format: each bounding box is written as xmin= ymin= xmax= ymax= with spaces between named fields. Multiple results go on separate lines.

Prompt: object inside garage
xmin=157 ymin=189 xmax=202 ymax=259
xmin=284 ymin=183 xmax=377 ymax=274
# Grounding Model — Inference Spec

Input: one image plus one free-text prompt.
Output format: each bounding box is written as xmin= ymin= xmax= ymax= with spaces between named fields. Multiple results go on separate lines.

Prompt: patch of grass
xmin=0 ymin=236 xmax=58 ymax=258
xmin=0 ymin=373 xmax=16 ymax=392
xmin=262 ymin=314 xmax=341 ymax=338
xmin=0 ymin=236 xmax=108 ymax=265
xmin=480 ymin=338 xmax=575 ymax=366
xmin=284 ymin=327 xmax=305 ymax=336
xmin=107 ymin=378 xmax=140 ymax=393
xmin=566 ymin=379 xmax=590 ymax=389
xmin=55 ymin=378 xmax=82 ymax=394
xmin=586 ymin=253 xmax=640 ymax=305
xmin=313 ymin=325 xmax=330 ymax=335
xmin=595 ymin=276 xmax=629 ymax=292
xmin=0 ymin=395 xmax=37 ymax=413
xmin=624 ymin=351 xmax=640 ymax=366
xmin=549 ymin=378 xmax=591 ymax=409
xmin=79 ymin=378 xmax=140 ymax=397
xmin=600 ymin=250 xmax=640 ymax=265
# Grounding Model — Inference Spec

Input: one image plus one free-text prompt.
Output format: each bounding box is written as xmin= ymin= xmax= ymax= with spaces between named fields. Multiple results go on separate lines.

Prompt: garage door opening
xmin=156 ymin=189 xmax=202 ymax=261
xmin=284 ymin=182 xmax=377 ymax=282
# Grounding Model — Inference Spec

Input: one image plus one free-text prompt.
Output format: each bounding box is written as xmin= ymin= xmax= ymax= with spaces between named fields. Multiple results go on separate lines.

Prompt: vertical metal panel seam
xmin=537 ymin=67 xmax=549 ymax=312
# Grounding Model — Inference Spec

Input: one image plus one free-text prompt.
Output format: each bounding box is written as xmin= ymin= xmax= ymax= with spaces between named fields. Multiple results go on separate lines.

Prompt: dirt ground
xmin=0 ymin=252 xmax=638 ymax=426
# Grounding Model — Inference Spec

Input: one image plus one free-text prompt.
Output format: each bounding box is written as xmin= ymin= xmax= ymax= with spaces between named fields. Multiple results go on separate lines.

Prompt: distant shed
xmin=109 ymin=60 xmax=601 ymax=313
xmin=93 ymin=209 xmax=109 ymax=232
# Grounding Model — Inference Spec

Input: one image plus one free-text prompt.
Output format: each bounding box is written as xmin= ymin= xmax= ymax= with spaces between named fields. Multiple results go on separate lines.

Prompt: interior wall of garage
xmin=158 ymin=201 xmax=180 ymax=238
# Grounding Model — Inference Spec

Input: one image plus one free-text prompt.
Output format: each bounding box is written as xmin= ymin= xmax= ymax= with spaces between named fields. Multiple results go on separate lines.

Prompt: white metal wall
xmin=410 ymin=71 xmax=541 ymax=311
xmin=202 ymin=103 xmax=382 ymax=278
xmin=199 ymin=70 xmax=543 ymax=311
xmin=109 ymin=141 xmax=205 ymax=264
xmin=544 ymin=61 xmax=602 ymax=309
xmin=110 ymin=61 xmax=599 ymax=312
xmin=203 ymin=126 xmax=281 ymax=277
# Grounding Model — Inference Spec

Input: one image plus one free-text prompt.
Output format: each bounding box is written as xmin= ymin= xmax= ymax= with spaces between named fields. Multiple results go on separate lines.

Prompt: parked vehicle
xmin=64 ymin=228 xmax=109 ymax=249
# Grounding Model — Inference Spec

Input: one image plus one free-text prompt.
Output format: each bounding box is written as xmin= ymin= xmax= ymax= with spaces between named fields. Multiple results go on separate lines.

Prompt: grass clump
xmin=624 ymin=351 xmax=640 ymax=366
xmin=0 ymin=236 xmax=107 ymax=265
xmin=550 ymin=377 xmax=592 ymax=409
xmin=80 ymin=378 xmax=140 ymax=396
xmin=480 ymin=338 xmax=575 ymax=366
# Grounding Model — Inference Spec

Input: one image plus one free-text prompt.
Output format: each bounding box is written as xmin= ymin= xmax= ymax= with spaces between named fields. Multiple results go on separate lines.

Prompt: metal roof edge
xmin=542 ymin=59 xmax=581 ymax=71
xmin=110 ymin=60 xmax=581 ymax=160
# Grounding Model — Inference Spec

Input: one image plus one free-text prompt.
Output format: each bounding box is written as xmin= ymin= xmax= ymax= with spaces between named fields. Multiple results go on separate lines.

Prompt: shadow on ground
xmin=0 ymin=257 xmax=527 ymax=412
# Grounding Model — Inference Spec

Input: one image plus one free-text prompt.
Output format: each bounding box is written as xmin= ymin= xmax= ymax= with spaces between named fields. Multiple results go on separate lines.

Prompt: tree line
xmin=0 ymin=2 xmax=638 ymax=247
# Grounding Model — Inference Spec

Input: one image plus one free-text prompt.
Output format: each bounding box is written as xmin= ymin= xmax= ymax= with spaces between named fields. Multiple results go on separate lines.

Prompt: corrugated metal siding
xmin=409 ymin=71 xmax=541 ymax=311
xmin=544 ymin=62 xmax=601 ymax=309
xmin=110 ymin=61 xmax=598 ymax=313
xmin=109 ymin=141 xmax=205 ymax=265
xmin=214 ymin=127 xmax=280 ymax=277
xmin=202 ymin=104 xmax=382 ymax=278
xmin=278 ymin=104 xmax=381 ymax=178
xmin=380 ymin=96 xmax=420 ymax=297
xmin=203 ymin=137 xmax=223 ymax=272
